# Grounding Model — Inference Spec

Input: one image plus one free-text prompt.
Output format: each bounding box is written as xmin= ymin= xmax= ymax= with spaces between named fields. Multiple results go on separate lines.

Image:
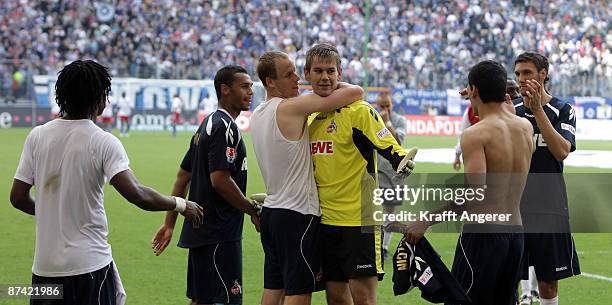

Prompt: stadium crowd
xmin=1 ymin=0 xmax=610 ymax=101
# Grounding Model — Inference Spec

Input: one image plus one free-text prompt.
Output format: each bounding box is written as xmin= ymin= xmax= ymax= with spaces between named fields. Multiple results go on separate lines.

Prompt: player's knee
xmin=352 ymin=293 xmax=376 ymax=305
xmin=326 ymin=298 xmax=352 ymax=305
xmin=326 ymin=292 xmax=351 ymax=305
xmin=538 ymin=280 xmax=558 ymax=298
xmin=350 ymin=287 xmax=376 ymax=305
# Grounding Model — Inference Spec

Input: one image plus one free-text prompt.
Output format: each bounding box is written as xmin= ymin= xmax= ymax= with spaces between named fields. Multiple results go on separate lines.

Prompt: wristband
xmin=385 ymin=121 xmax=393 ymax=128
xmin=173 ymin=196 xmax=186 ymax=212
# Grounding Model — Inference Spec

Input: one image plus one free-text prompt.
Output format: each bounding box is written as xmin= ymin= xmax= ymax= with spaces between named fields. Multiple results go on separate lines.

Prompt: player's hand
xmin=379 ymin=109 xmax=390 ymax=122
xmin=152 ymin=224 xmax=173 ymax=256
xmin=524 ymin=79 xmax=543 ymax=114
xmin=181 ymin=200 xmax=203 ymax=227
xmin=453 ymin=154 xmax=462 ymax=171
xmin=249 ymin=193 xmax=266 ymax=216
xmin=459 ymin=87 xmax=469 ymax=100
xmin=396 ymin=147 xmax=418 ymax=178
xmin=250 ymin=214 xmax=261 ymax=233
xmin=403 ymin=220 xmax=430 ymax=244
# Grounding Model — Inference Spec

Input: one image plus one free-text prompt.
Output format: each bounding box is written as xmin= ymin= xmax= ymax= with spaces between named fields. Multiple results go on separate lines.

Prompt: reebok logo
xmin=356 ymin=264 xmax=373 ymax=269
xmin=556 ymin=266 xmax=568 ymax=272
xmin=311 ymin=141 xmax=334 ymax=155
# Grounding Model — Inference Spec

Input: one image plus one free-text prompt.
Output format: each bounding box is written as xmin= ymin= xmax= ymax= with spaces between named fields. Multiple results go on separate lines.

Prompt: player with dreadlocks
xmin=10 ymin=60 xmax=203 ymax=305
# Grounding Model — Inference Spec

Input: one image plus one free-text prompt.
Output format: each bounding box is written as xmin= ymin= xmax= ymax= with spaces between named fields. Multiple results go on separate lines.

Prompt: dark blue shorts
xmin=187 ymin=241 xmax=242 ymax=304
xmin=522 ymin=214 xmax=581 ymax=281
xmin=321 ymin=225 xmax=384 ymax=282
xmin=447 ymin=224 xmax=524 ymax=305
xmin=260 ymin=207 xmax=323 ymax=295
xmin=31 ymin=262 xmax=116 ymax=305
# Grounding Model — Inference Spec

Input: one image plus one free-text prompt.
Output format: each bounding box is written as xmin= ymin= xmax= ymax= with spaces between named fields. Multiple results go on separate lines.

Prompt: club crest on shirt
xmin=326 ymin=119 xmax=337 ymax=133
xmin=231 ymin=280 xmax=242 ymax=295
xmin=226 ymin=147 xmax=236 ymax=163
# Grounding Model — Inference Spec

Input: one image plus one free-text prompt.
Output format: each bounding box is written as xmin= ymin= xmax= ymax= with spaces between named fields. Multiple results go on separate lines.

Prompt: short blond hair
xmin=257 ymin=51 xmax=289 ymax=88
xmin=304 ymin=43 xmax=341 ymax=72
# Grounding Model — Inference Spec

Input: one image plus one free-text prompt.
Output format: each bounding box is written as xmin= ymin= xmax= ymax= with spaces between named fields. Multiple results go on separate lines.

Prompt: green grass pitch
xmin=0 ymin=128 xmax=610 ymax=304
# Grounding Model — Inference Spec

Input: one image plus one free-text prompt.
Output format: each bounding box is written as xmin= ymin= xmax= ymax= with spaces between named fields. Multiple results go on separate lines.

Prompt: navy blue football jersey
xmin=513 ymin=97 xmax=576 ymax=216
xmin=178 ymin=109 xmax=247 ymax=247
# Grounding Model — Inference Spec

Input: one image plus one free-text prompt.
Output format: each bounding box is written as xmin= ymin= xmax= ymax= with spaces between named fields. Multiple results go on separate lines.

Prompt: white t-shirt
xmin=14 ymin=119 xmax=130 ymax=277
xmin=101 ymin=102 xmax=113 ymax=118
xmin=172 ymin=97 xmax=183 ymax=114
xmin=117 ymin=96 xmax=132 ymax=117
xmin=250 ymin=98 xmax=321 ymax=216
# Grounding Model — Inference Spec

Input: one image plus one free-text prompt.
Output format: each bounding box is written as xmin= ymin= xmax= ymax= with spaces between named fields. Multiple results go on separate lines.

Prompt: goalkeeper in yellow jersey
xmin=305 ymin=43 xmax=417 ymax=305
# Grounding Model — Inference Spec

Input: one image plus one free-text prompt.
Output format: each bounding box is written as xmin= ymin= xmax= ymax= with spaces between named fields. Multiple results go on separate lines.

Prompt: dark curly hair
xmin=55 ymin=60 xmax=112 ymax=119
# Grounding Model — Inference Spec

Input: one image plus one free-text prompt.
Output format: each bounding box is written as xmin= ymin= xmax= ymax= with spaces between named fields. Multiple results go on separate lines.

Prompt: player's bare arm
xmin=279 ymin=82 xmax=363 ymax=117
xmin=110 ymin=169 xmax=203 ymax=224
xmin=524 ymin=79 xmax=571 ymax=161
xmin=10 ymin=179 xmax=35 ymax=215
xmin=275 ymin=82 xmax=363 ymax=140
xmin=396 ymin=127 xmax=486 ymax=244
xmin=152 ymin=168 xmax=193 ymax=256
xmin=210 ymin=170 xmax=261 ymax=232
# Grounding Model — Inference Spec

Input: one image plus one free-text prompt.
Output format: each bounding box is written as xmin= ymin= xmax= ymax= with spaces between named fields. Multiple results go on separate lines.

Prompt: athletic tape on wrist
xmin=173 ymin=196 xmax=186 ymax=212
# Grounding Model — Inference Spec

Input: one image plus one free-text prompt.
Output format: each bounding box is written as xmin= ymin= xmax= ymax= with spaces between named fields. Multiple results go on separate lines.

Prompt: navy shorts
xmin=447 ymin=224 xmax=524 ymax=305
xmin=260 ymin=207 xmax=323 ymax=295
xmin=522 ymin=214 xmax=581 ymax=281
xmin=31 ymin=262 xmax=116 ymax=305
xmin=187 ymin=241 xmax=242 ymax=304
xmin=321 ymin=225 xmax=384 ymax=282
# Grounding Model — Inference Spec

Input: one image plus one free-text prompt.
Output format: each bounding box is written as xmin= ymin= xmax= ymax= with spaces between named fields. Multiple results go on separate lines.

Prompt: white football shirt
xmin=15 ymin=119 xmax=130 ymax=276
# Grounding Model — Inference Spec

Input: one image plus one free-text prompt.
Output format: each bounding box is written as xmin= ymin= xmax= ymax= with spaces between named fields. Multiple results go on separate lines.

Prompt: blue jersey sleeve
xmin=208 ymin=118 xmax=239 ymax=173
xmin=555 ymin=103 xmax=576 ymax=152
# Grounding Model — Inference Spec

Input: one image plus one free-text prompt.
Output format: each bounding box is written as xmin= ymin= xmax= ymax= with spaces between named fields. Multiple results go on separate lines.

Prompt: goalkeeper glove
xmin=395 ymin=147 xmax=418 ymax=179
xmin=249 ymin=193 xmax=266 ymax=216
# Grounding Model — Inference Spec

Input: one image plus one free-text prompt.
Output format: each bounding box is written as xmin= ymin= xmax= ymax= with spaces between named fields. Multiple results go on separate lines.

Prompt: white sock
xmin=529 ymin=266 xmax=539 ymax=293
xmin=520 ymin=279 xmax=531 ymax=295
xmin=540 ymin=296 xmax=558 ymax=305
xmin=383 ymin=230 xmax=392 ymax=251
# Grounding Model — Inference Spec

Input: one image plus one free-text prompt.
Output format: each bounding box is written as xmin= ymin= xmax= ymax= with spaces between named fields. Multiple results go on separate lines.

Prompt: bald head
xmin=376 ymin=93 xmax=393 ymax=112
xmin=506 ymin=79 xmax=520 ymax=99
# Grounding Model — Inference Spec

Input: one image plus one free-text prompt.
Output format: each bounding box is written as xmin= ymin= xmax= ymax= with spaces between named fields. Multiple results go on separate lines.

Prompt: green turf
xmin=0 ymin=129 xmax=610 ymax=304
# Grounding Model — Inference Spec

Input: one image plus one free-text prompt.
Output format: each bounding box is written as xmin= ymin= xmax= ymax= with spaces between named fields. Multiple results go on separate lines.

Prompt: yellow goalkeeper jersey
xmin=308 ymin=100 xmax=408 ymax=226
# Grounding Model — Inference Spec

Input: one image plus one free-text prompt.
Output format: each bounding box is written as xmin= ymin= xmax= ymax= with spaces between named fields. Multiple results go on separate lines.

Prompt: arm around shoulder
xmin=281 ymin=83 xmax=364 ymax=117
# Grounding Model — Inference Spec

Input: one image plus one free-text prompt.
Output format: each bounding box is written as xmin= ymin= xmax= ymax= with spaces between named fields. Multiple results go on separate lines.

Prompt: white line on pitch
xmin=582 ymin=272 xmax=612 ymax=282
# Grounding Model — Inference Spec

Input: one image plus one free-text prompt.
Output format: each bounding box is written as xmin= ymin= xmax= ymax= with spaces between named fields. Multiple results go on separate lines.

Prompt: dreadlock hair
xmin=55 ymin=60 xmax=112 ymax=119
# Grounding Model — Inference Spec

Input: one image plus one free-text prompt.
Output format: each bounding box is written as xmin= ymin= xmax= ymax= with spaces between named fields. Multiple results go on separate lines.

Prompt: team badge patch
xmin=326 ymin=119 xmax=337 ymax=133
xmin=226 ymin=147 xmax=236 ymax=163
xmin=231 ymin=280 xmax=242 ymax=295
